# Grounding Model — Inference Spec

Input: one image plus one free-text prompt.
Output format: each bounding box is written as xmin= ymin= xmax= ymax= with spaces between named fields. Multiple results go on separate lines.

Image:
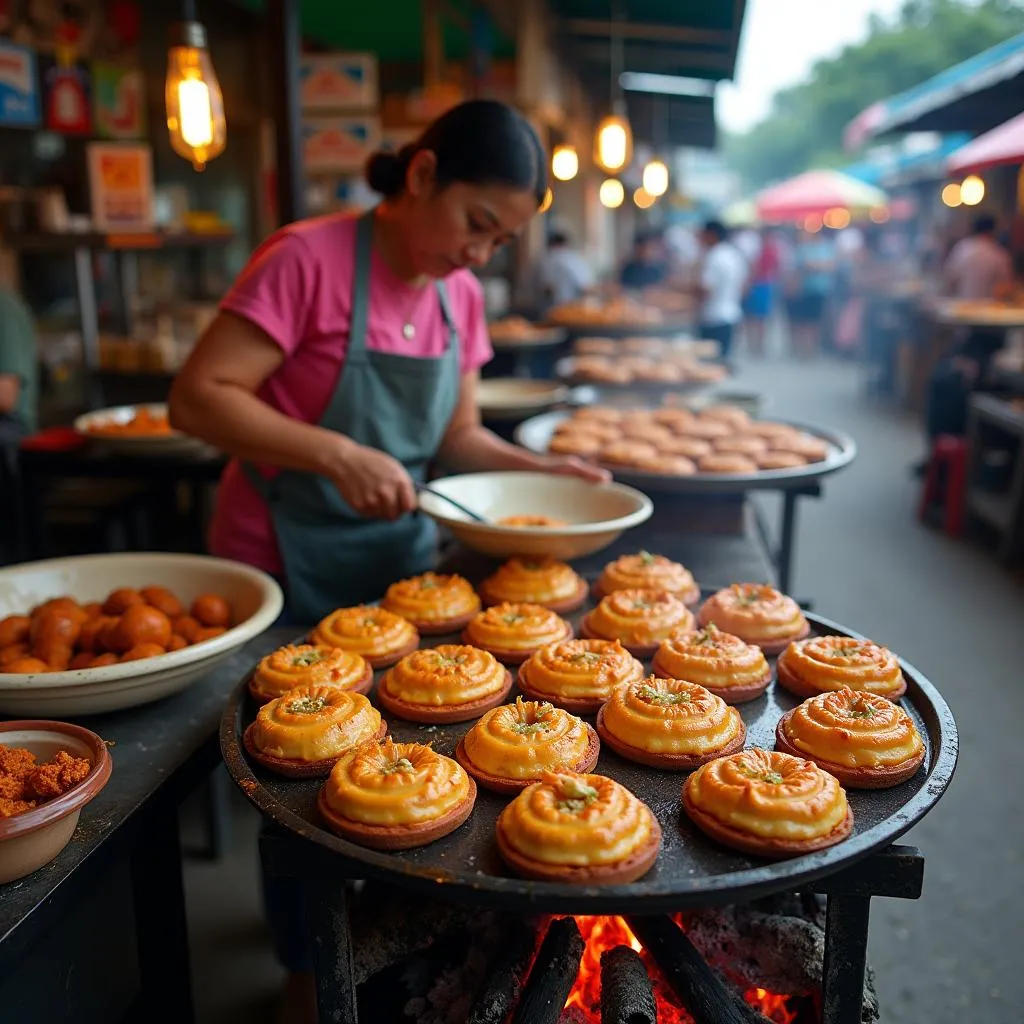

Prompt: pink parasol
xmin=755 ymin=170 xmax=888 ymax=222
xmin=947 ymin=113 xmax=1024 ymax=176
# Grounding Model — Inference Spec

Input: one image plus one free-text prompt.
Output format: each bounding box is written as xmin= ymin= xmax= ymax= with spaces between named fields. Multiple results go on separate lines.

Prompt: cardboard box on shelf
xmin=300 ymin=53 xmax=378 ymax=111
xmin=302 ymin=116 xmax=382 ymax=174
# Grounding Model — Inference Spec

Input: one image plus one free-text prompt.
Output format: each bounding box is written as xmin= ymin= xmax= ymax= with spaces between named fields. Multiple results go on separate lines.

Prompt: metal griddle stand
xmin=258 ymin=831 xmax=924 ymax=1024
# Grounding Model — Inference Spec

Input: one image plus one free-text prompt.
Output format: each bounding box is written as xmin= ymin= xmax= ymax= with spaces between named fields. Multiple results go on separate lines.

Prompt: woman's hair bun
xmin=365 ymin=150 xmax=408 ymax=197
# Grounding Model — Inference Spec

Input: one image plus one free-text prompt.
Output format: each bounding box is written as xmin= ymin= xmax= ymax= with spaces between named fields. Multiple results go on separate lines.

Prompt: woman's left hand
xmin=542 ymin=455 xmax=612 ymax=484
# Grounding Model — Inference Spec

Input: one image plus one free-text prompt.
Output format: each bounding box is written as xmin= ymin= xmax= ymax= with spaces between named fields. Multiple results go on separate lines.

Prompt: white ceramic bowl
xmin=0 ymin=553 xmax=282 ymax=716
xmin=0 ymin=720 xmax=112 ymax=883
xmin=477 ymin=379 xmax=569 ymax=420
xmin=74 ymin=403 xmax=214 ymax=456
xmin=417 ymin=472 xmax=652 ymax=559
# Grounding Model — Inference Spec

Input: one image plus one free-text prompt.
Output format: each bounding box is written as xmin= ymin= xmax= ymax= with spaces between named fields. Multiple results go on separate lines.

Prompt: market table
xmin=0 ymin=629 xmax=286 ymax=1024
xmin=965 ymin=393 xmax=1024 ymax=559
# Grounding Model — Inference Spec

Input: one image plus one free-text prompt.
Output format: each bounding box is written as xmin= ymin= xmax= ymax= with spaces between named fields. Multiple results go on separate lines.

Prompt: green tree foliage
xmin=723 ymin=0 xmax=1024 ymax=189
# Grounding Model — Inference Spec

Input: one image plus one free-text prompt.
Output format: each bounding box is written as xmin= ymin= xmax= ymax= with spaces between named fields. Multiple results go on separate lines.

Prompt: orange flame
xmin=556 ymin=915 xmax=799 ymax=1024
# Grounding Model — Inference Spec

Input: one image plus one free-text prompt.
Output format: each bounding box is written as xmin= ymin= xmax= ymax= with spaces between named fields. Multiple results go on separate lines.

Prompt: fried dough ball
xmin=78 ymin=616 xmax=114 ymax=653
xmin=29 ymin=610 xmax=83 ymax=652
xmin=0 ymin=656 xmax=50 ymax=673
xmin=0 ymin=644 xmax=29 ymax=667
xmin=193 ymin=626 xmax=227 ymax=644
xmin=191 ymin=595 xmax=231 ymax=629
xmin=69 ymin=652 xmax=95 ymax=670
xmin=171 ymin=616 xmax=201 ymax=643
xmin=140 ymin=586 xmax=184 ymax=619
xmin=98 ymin=618 xmax=124 ymax=653
xmin=121 ymin=642 xmax=167 ymax=662
xmin=112 ymin=605 xmax=172 ymax=652
xmin=89 ymin=653 xmax=119 ymax=668
xmin=32 ymin=597 xmax=86 ymax=623
xmin=0 ymin=615 xmax=30 ymax=648
xmin=103 ymin=588 xmax=145 ymax=616
xmin=34 ymin=641 xmax=73 ymax=671
xmin=82 ymin=602 xmax=104 ymax=620
xmin=166 ymin=634 xmax=189 ymax=652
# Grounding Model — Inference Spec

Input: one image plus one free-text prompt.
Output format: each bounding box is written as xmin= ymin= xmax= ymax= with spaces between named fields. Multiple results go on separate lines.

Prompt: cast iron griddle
xmin=515 ymin=411 xmax=858 ymax=495
xmin=221 ymin=610 xmax=957 ymax=914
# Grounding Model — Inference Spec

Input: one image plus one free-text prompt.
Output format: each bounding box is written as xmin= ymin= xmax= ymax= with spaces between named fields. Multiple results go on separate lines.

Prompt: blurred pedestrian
xmin=696 ymin=219 xmax=746 ymax=359
xmin=785 ymin=230 xmax=836 ymax=357
xmin=534 ymin=230 xmax=594 ymax=315
xmin=742 ymin=228 xmax=782 ymax=357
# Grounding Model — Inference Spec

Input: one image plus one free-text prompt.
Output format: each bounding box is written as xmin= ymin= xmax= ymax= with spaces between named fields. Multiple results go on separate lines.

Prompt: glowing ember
xmin=557 ymin=915 xmax=799 ymax=1024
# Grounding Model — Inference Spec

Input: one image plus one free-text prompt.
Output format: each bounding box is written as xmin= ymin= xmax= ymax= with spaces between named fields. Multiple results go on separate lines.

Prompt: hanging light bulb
xmin=551 ymin=145 xmax=579 ymax=182
xmin=641 ymin=159 xmax=669 ymax=197
xmin=633 ymin=187 xmax=655 ymax=209
xmin=594 ymin=108 xmax=633 ymax=174
xmin=599 ymin=178 xmax=624 ymax=209
xmin=823 ymin=207 xmax=851 ymax=230
xmin=166 ymin=16 xmax=226 ymax=171
xmin=960 ymin=175 xmax=985 ymax=206
xmin=941 ymin=182 xmax=962 ymax=208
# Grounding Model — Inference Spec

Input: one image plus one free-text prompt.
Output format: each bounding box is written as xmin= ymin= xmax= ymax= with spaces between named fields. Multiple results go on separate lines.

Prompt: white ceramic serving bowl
xmin=417 ymin=472 xmax=652 ymax=559
xmin=477 ymin=379 xmax=569 ymax=420
xmin=0 ymin=720 xmax=112 ymax=883
xmin=74 ymin=403 xmax=214 ymax=456
xmin=0 ymin=553 xmax=282 ymax=716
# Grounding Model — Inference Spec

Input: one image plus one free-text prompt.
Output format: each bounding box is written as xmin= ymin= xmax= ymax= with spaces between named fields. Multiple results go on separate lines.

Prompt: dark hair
xmin=972 ymin=214 xmax=996 ymax=235
xmin=703 ymin=219 xmax=727 ymax=241
xmin=548 ymin=231 xmax=570 ymax=247
xmin=634 ymin=230 xmax=663 ymax=247
xmin=365 ymin=100 xmax=547 ymax=203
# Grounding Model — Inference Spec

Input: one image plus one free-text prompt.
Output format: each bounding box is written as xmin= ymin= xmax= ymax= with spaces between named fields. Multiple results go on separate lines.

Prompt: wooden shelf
xmin=11 ymin=231 xmax=236 ymax=253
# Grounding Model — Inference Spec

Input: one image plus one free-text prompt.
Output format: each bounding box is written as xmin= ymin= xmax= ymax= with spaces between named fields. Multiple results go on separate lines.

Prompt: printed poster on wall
xmin=93 ymin=62 xmax=145 ymax=138
xmin=302 ymin=117 xmax=381 ymax=174
xmin=0 ymin=40 xmax=40 ymax=127
xmin=300 ymin=53 xmax=378 ymax=111
xmin=87 ymin=142 xmax=155 ymax=232
xmin=41 ymin=57 xmax=92 ymax=134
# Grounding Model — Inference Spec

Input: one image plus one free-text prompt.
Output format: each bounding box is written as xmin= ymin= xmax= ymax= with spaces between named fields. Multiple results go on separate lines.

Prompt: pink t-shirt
xmin=208 ymin=212 xmax=493 ymax=573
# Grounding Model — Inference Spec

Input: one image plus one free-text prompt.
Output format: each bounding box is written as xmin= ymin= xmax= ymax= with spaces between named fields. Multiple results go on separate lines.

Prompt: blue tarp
xmin=842 ymin=133 xmax=972 ymax=185
xmin=855 ymin=32 xmax=1024 ymax=139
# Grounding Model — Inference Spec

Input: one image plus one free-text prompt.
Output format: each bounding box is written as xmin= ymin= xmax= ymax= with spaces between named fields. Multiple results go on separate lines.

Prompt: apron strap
xmin=435 ymin=279 xmax=458 ymax=354
xmin=347 ymin=211 xmax=376 ymax=360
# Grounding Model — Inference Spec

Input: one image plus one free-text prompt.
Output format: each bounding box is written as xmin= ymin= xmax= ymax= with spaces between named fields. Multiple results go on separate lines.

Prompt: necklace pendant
xmin=402 ymin=322 xmax=416 ymax=340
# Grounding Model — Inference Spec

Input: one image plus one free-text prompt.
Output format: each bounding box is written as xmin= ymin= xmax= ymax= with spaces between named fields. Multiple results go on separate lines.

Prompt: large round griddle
xmin=221 ymin=609 xmax=957 ymax=914
xmin=545 ymin=317 xmax=693 ymax=339
xmin=515 ymin=410 xmax=857 ymax=494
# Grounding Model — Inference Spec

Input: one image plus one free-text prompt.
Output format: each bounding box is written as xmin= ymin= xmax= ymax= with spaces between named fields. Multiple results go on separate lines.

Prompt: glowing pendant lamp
xmin=166 ymin=2 xmax=226 ymax=171
xmin=594 ymin=7 xmax=633 ymax=175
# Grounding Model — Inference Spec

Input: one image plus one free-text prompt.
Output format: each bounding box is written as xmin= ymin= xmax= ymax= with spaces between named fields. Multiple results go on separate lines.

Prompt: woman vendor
xmin=170 ymin=99 xmax=605 ymax=625
xmin=170 ymin=101 xmax=607 ymax=1020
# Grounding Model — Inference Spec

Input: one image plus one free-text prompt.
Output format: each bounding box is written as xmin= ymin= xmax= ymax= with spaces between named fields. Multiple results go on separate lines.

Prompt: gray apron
xmin=242 ymin=211 xmax=460 ymax=623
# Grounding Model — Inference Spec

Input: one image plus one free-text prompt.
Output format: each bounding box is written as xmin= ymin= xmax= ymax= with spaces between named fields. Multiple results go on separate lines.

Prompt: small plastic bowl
xmin=0 ymin=721 xmax=112 ymax=883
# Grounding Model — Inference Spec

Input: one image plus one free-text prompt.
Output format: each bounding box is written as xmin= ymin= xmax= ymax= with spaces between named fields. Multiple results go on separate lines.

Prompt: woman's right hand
xmin=329 ymin=439 xmax=417 ymax=520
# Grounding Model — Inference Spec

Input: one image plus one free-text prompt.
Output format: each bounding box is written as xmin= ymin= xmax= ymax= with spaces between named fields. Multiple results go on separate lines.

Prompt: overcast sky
xmin=717 ymin=0 xmax=906 ymax=134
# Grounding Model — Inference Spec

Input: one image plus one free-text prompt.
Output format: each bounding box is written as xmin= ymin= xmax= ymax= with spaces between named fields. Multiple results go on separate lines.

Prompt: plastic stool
xmin=917 ymin=435 xmax=967 ymax=537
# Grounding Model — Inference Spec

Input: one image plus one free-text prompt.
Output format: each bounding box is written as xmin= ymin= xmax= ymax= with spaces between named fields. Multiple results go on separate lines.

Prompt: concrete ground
xmin=182 ymin=350 xmax=1024 ymax=1023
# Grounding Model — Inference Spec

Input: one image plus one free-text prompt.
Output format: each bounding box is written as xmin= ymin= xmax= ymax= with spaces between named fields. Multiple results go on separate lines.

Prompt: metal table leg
xmin=201 ymin=765 xmax=232 ymax=861
xmin=131 ymin=810 xmax=195 ymax=1024
xmin=821 ymin=895 xmax=871 ymax=1024
xmin=811 ymin=844 xmax=925 ymax=1024
xmin=778 ymin=489 xmax=800 ymax=595
xmin=310 ymin=879 xmax=359 ymax=1023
